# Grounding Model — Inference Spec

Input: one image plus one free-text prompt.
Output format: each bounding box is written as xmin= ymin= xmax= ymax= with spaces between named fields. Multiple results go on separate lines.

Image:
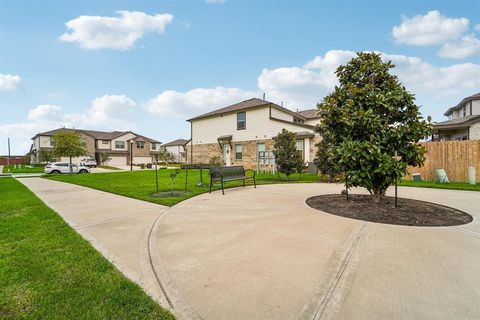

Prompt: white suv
xmin=44 ymin=162 xmax=91 ymax=174
xmin=80 ymin=157 xmax=97 ymax=167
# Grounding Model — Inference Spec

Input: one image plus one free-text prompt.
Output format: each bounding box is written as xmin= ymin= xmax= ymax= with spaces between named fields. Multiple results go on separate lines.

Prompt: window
xmin=115 ymin=141 xmax=125 ymax=149
xmin=296 ymin=139 xmax=305 ymax=160
xmin=235 ymin=144 xmax=243 ymax=160
xmin=237 ymin=112 xmax=246 ymax=130
xmin=151 ymin=143 xmax=156 ymax=150
xmin=293 ymin=117 xmax=305 ymax=124
xmin=102 ymin=140 xmax=109 ymax=144
xmin=136 ymin=141 xmax=145 ymax=149
xmin=462 ymin=106 xmax=467 ymax=117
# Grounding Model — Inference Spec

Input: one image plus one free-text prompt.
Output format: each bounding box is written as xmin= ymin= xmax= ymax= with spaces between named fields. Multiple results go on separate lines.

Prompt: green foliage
xmin=209 ymin=156 xmax=223 ymax=168
xmin=38 ymin=149 xmax=55 ymax=163
xmin=156 ymin=147 xmax=175 ymax=163
xmin=273 ymin=129 xmax=304 ymax=178
xmin=51 ymin=132 xmax=87 ymax=163
xmin=169 ymin=169 xmax=181 ymax=196
xmin=0 ymin=178 xmax=174 ymax=319
xmin=99 ymin=153 xmax=111 ymax=165
xmin=316 ymin=52 xmax=432 ymax=202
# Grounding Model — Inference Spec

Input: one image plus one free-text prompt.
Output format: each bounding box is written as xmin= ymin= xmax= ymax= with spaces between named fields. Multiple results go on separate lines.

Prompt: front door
xmin=223 ymin=144 xmax=231 ymax=166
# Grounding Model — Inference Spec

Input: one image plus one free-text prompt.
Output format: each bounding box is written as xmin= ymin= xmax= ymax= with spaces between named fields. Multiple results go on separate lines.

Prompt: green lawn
xmin=2 ymin=164 xmax=44 ymax=174
xmin=0 ymin=177 xmax=174 ymax=320
xmin=97 ymin=165 xmax=122 ymax=170
xmin=46 ymin=169 xmax=320 ymax=206
xmin=399 ymin=180 xmax=480 ymax=192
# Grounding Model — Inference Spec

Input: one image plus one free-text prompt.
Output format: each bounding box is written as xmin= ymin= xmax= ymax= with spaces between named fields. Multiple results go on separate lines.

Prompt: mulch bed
xmin=306 ymin=194 xmax=473 ymax=227
xmin=151 ymin=191 xmax=190 ymax=198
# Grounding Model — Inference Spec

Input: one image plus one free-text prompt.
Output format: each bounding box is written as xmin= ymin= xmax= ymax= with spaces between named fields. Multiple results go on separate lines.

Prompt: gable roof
xmin=187 ymin=98 xmax=307 ymax=122
xmin=162 ymin=139 xmax=189 ymax=147
xmin=444 ymin=92 xmax=480 ymax=116
xmin=32 ymin=127 xmax=160 ymax=143
xmin=296 ymin=108 xmax=319 ymax=119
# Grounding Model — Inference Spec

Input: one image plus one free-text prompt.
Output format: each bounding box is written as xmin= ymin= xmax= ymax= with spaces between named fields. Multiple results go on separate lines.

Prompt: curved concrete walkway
xmin=152 ymin=184 xmax=480 ymax=320
xmin=19 ymin=178 xmax=480 ymax=320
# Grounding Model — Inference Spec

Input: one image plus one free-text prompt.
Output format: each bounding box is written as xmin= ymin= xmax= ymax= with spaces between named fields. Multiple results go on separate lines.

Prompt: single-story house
xmin=30 ymin=128 xmax=162 ymax=166
xmin=185 ymin=98 xmax=321 ymax=170
xmin=433 ymin=93 xmax=480 ymax=141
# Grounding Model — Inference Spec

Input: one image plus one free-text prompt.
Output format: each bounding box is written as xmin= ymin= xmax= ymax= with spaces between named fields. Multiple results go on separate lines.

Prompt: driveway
xmin=152 ymin=184 xmax=480 ymax=320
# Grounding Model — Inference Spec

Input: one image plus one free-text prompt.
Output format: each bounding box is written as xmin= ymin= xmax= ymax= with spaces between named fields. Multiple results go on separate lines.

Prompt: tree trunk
xmin=372 ymin=188 xmax=384 ymax=204
xmin=69 ymin=156 xmax=73 ymax=175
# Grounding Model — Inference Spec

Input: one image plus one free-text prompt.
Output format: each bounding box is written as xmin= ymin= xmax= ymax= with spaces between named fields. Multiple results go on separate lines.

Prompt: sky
xmin=1 ymin=0 xmax=480 ymax=154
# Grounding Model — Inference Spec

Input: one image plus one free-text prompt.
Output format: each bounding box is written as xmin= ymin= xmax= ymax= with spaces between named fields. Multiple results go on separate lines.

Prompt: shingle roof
xmin=162 ymin=139 xmax=189 ymax=147
xmin=32 ymin=127 xmax=160 ymax=143
xmin=433 ymin=114 xmax=480 ymax=129
xmin=187 ymin=98 xmax=307 ymax=121
xmin=444 ymin=92 xmax=480 ymax=116
xmin=296 ymin=109 xmax=319 ymax=119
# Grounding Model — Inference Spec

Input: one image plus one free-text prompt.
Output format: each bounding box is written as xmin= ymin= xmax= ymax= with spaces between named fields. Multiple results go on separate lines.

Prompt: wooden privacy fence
xmin=406 ymin=140 xmax=480 ymax=182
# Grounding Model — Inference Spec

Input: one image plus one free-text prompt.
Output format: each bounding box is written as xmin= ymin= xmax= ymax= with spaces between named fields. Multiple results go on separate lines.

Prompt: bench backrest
xmin=210 ymin=166 xmax=245 ymax=179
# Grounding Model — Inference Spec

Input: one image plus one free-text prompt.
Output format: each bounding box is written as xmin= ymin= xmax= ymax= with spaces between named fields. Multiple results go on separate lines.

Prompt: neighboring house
xmin=185 ymin=98 xmax=321 ymax=170
xmin=162 ymin=139 xmax=189 ymax=163
xmin=30 ymin=128 xmax=161 ymax=166
xmin=434 ymin=93 xmax=480 ymax=141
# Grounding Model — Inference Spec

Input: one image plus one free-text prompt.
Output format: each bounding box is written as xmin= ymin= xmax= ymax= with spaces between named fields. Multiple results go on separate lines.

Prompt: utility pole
xmin=7 ymin=138 xmax=11 ymax=168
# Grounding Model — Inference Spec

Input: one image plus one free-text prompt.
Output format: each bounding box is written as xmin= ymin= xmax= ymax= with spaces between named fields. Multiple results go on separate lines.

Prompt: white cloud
xmin=0 ymin=74 xmax=22 ymax=91
xmin=475 ymin=24 xmax=480 ymax=32
xmin=144 ymin=87 xmax=256 ymax=117
xmin=27 ymin=105 xmax=63 ymax=121
xmin=256 ymin=50 xmax=480 ymax=115
xmin=59 ymin=10 xmax=174 ymax=50
xmin=438 ymin=34 xmax=480 ymax=59
xmin=392 ymin=10 xmax=469 ymax=45
xmin=0 ymin=95 xmax=136 ymax=154
xmin=206 ymin=0 xmax=226 ymax=3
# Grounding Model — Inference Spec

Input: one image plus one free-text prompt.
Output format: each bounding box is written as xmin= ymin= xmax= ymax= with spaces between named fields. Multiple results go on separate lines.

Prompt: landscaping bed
xmin=306 ymin=194 xmax=473 ymax=226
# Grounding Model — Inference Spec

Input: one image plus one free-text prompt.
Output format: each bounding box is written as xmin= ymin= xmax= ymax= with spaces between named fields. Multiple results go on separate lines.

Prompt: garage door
xmin=133 ymin=156 xmax=153 ymax=164
xmin=108 ymin=155 xmax=127 ymax=166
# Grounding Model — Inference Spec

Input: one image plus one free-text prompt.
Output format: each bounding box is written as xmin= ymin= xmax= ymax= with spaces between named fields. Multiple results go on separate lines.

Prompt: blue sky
xmin=1 ymin=0 xmax=480 ymax=154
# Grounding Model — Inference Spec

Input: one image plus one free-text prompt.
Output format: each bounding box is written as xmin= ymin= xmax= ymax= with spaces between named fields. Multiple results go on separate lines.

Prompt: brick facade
xmin=186 ymin=138 xmax=277 ymax=170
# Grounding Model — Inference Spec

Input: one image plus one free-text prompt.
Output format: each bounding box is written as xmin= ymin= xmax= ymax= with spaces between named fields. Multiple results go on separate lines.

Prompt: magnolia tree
xmin=315 ymin=52 xmax=432 ymax=203
xmin=52 ymin=132 xmax=87 ymax=174
xmin=273 ymin=129 xmax=304 ymax=179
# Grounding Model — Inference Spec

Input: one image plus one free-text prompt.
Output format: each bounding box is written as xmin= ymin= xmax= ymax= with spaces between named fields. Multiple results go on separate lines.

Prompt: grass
xmin=97 ymin=165 xmax=122 ymax=170
xmin=399 ymin=180 xmax=480 ymax=192
xmin=0 ymin=178 xmax=174 ymax=320
xmin=2 ymin=164 xmax=44 ymax=174
xmin=46 ymin=169 xmax=320 ymax=206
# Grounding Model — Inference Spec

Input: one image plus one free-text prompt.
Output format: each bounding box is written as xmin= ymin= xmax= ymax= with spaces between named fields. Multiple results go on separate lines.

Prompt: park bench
xmin=209 ymin=166 xmax=256 ymax=195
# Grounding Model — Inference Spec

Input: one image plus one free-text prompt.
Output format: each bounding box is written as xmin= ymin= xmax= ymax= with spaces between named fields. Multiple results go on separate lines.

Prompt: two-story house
xmin=30 ymin=128 xmax=161 ymax=166
xmin=434 ymin=93 xmax=480 ymax=141
xmin=162 ymin=139 xmax=189 ymax=163
xmin=185 ymin=98 xmax=321 ymax=170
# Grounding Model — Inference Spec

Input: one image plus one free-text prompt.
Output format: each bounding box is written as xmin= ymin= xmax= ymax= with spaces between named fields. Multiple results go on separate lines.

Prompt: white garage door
xmin=133 ymin=156 xmax=153 ymax=164
xmin=108 ymin=155 xmax=127 ymax=166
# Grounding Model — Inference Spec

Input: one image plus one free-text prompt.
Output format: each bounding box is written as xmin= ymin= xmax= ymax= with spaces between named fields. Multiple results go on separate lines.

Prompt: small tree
xmin=39 ymin=149 xmax=55 ymax=163
xmin=169 ymin=169 xmax=180 ymax=196
xmin=316 ymin=52 xmax=432 ymax=203
xmin=209 ymin=156 xmax=222 ymax=168
xmin=51 ymin=131 xmax=87 ymax=174
xmin=99 ymin=153 xmax=111 ymax=166
xmin=157 ymin=147 xmax=175 ymax=163
xmin=273 ymin=129 xmax=304 ymax=179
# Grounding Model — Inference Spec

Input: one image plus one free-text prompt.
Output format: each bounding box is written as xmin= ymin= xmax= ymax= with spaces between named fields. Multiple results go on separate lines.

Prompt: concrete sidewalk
xmin=18 ymin=177 xmax=172 ymax=310
xmin=153 ymin=184 xmax=480 ymax=320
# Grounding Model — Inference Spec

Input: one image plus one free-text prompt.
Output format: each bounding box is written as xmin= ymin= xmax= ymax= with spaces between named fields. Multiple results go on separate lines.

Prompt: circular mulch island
xmin=306 ymin=194 xmax=473 ymax=227
xmin=151 ymin=191 xmax=190 ymax=198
